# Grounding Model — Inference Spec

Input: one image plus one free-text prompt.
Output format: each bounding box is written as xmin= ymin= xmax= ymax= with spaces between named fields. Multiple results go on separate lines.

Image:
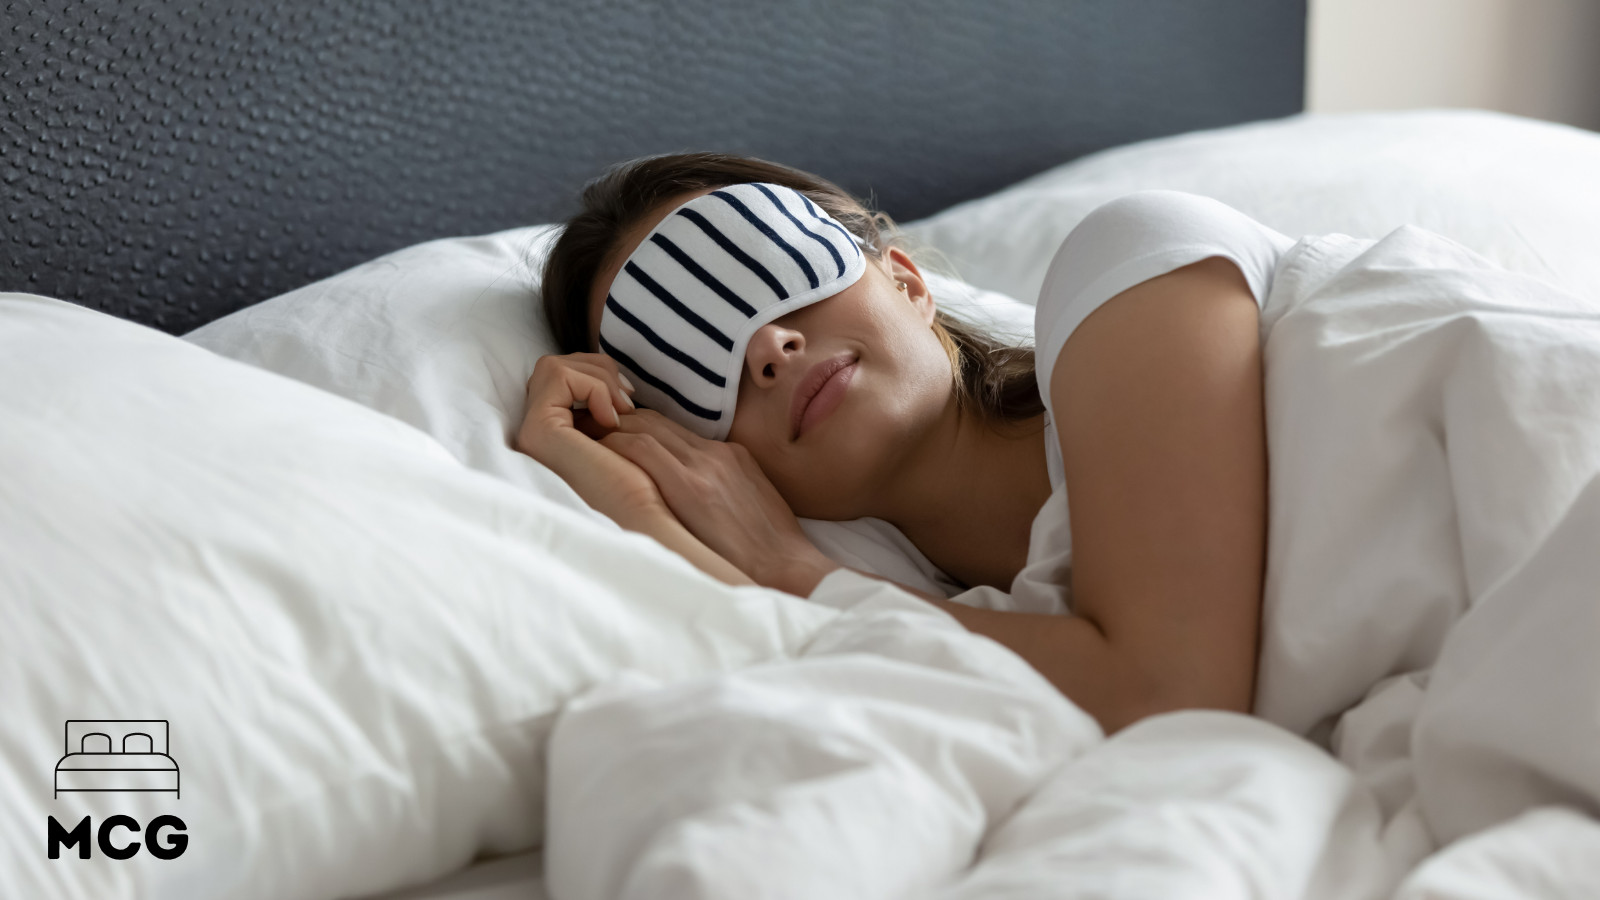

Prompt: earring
xmin=896 ymin=281 xmax=907 ymax=292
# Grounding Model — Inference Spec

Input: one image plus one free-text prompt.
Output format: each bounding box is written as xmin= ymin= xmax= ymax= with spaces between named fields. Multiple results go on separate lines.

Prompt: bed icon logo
xmin=54 ymin=720 xmax=180 ymax=799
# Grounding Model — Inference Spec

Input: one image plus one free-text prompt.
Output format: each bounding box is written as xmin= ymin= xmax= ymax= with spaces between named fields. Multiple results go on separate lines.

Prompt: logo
xmin=54 ymin=720 xmax=180 ymax=798
xmin=48 ymin=720 xmax=187 ymax=861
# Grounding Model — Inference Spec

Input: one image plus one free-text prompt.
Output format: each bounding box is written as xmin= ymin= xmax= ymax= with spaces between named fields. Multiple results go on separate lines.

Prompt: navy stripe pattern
xmin=596 ymin=182 xmax=867 ymax=440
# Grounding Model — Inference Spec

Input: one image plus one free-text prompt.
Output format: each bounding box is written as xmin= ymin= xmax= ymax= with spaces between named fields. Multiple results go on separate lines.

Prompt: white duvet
xmin=541 ymin=224 xmax=1600 ymax=899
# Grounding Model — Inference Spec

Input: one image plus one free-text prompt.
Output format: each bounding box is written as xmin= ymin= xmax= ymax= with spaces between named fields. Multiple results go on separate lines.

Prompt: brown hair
xmin=536 ymin=151 xmax=1044 ymax=428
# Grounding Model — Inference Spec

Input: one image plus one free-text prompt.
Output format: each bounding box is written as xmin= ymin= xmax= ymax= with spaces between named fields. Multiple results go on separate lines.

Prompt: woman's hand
xmin=600 ymin=408 xmax=827 ymax=592
xmin=513 ymin=352 xmax=666 ymax=527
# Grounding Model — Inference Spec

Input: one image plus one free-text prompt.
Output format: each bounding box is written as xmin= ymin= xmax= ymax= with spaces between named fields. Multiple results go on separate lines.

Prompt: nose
xmin=744 ymin=320 xmax=804 ymax=386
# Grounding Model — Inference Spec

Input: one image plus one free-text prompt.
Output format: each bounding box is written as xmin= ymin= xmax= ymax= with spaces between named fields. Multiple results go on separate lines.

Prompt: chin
xmin=790 ymin=441 xmax=884 ymax=521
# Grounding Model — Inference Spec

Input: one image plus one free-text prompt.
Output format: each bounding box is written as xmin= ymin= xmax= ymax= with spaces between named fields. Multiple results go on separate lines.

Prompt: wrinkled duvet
xmin=543 ymin=225 xmax=1600 ymax=899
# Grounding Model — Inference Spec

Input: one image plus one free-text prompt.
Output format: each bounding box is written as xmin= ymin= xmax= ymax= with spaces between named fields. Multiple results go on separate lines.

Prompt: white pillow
xmin=0 ymin=294 xmax=838 ymax=900
xmin=183 ymin=226 xmax=584 ymax=508
xmin=902 ymin=109 xmax=1600 ymax=308
xmin=184 ymin=229 xmax=1032 ymax=600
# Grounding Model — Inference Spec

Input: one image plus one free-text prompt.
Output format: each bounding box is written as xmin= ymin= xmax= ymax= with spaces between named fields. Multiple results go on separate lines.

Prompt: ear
xmin=884 ymin=246 xmax=937 ymax=327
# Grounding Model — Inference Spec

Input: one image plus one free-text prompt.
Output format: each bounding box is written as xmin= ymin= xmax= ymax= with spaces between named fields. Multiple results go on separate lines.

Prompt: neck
xmin=872 ymin=402 xmax=1052 ymax=591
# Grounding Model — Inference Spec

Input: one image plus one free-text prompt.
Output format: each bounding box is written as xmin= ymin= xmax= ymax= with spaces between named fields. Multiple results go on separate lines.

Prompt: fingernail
xmin=620 ymin=392 xmax=635 ymax=409
xmin=618 ymin=373 xmax=636 ymax=392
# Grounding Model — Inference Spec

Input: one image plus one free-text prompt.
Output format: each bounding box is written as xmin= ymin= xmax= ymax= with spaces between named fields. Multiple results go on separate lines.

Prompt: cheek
xmin=865 ymin=299 xmax=948 ymax=378
xmin=875 ymin=322 xmax=956 ymax=420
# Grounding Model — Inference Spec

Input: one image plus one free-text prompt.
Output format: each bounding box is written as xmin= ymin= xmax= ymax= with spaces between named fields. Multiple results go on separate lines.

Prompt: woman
xmin=518 ymin=152 xmax=1274 ymax=735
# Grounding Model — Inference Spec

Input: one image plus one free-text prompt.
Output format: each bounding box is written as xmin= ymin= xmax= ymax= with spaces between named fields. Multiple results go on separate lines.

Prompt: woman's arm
xmin=616 ymin=505 xmax=758 ymax=588
xmin=774 ymin=256 xmax=1267 ymax=734
xmin=771 ymin=561 xmax=1214 ymax=735
xmin=1050 ymin=255 xmax=1267 ymax=728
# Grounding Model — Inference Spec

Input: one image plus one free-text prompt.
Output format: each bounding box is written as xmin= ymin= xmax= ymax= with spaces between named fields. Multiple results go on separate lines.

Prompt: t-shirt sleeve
xmin=1033 ymin=190 xmax=1295 ymax=424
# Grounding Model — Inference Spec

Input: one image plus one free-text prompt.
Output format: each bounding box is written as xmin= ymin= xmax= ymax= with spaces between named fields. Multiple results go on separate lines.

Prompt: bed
xmin=7 ymin=2 xmax=1600 ymax=898
xmin=55 ymin=721 xmax=180 ymax=799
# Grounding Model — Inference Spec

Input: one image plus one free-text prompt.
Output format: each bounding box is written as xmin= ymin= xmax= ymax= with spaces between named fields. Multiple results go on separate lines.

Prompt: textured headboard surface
xmin=2 ymin=0 xmax=1306 ymax=334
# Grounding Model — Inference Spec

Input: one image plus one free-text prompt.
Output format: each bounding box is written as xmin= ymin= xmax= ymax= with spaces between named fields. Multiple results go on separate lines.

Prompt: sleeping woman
xmin=519 ymin=150 xmax=1600 ymax=849
xmin=515 ymin=151 xmax=1273 ymax=737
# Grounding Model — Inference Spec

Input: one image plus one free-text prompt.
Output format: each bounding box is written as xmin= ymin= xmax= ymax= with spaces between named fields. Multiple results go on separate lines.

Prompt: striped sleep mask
xmin=596 ymin=182 xmax=869 ymax=440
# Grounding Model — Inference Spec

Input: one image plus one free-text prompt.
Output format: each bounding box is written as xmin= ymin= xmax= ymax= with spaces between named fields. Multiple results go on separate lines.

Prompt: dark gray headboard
xmin=2 ymin=0 xmax=1306 ymax=335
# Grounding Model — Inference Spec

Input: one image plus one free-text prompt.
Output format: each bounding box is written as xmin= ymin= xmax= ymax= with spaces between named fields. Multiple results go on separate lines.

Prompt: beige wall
xmin=1307 ymin=0 xmax=1600 ymax=132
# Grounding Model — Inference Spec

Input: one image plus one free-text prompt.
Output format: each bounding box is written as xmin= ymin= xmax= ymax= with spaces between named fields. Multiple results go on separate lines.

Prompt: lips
xmin=790 ymin=353 xmax=856 ymax=441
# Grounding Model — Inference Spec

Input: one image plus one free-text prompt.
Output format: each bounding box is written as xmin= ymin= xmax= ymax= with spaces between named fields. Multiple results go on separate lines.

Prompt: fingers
xmin=620 ymin=413 xmax=697 ymax=464
xmin=520 ymin=350 xmax=739 ymax=501
xmin=563 ymin=357 xmax=637 ymax=409
xmin=561 ymin=353 xmax=637 ymax=400
xmin=525 ymin=354 xmax=637 ymax=431
xmin=615 ymin=408 xmax=730 ymax=470
xmin=599 ymin=430 xmax=684 ymax=498
xmin=577 ymin=375 xmax=625 ymax=428
xmin=561 ymin=359 xmax=637 ymax=420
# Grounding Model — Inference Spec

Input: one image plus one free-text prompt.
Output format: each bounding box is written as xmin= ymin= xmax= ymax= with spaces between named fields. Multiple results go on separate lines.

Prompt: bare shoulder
xmin=1050 ymin=256 xmax=1259 ymax=430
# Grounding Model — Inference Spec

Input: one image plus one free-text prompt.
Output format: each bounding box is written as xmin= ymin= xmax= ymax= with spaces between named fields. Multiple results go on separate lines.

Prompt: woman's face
xmin=586 ymin=189 xmax=954 ymax=520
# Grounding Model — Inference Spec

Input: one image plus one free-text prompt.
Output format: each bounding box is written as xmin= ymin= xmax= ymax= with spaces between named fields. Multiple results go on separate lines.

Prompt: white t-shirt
xmin=948 ymin=190 xmax=1295 ymax=614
